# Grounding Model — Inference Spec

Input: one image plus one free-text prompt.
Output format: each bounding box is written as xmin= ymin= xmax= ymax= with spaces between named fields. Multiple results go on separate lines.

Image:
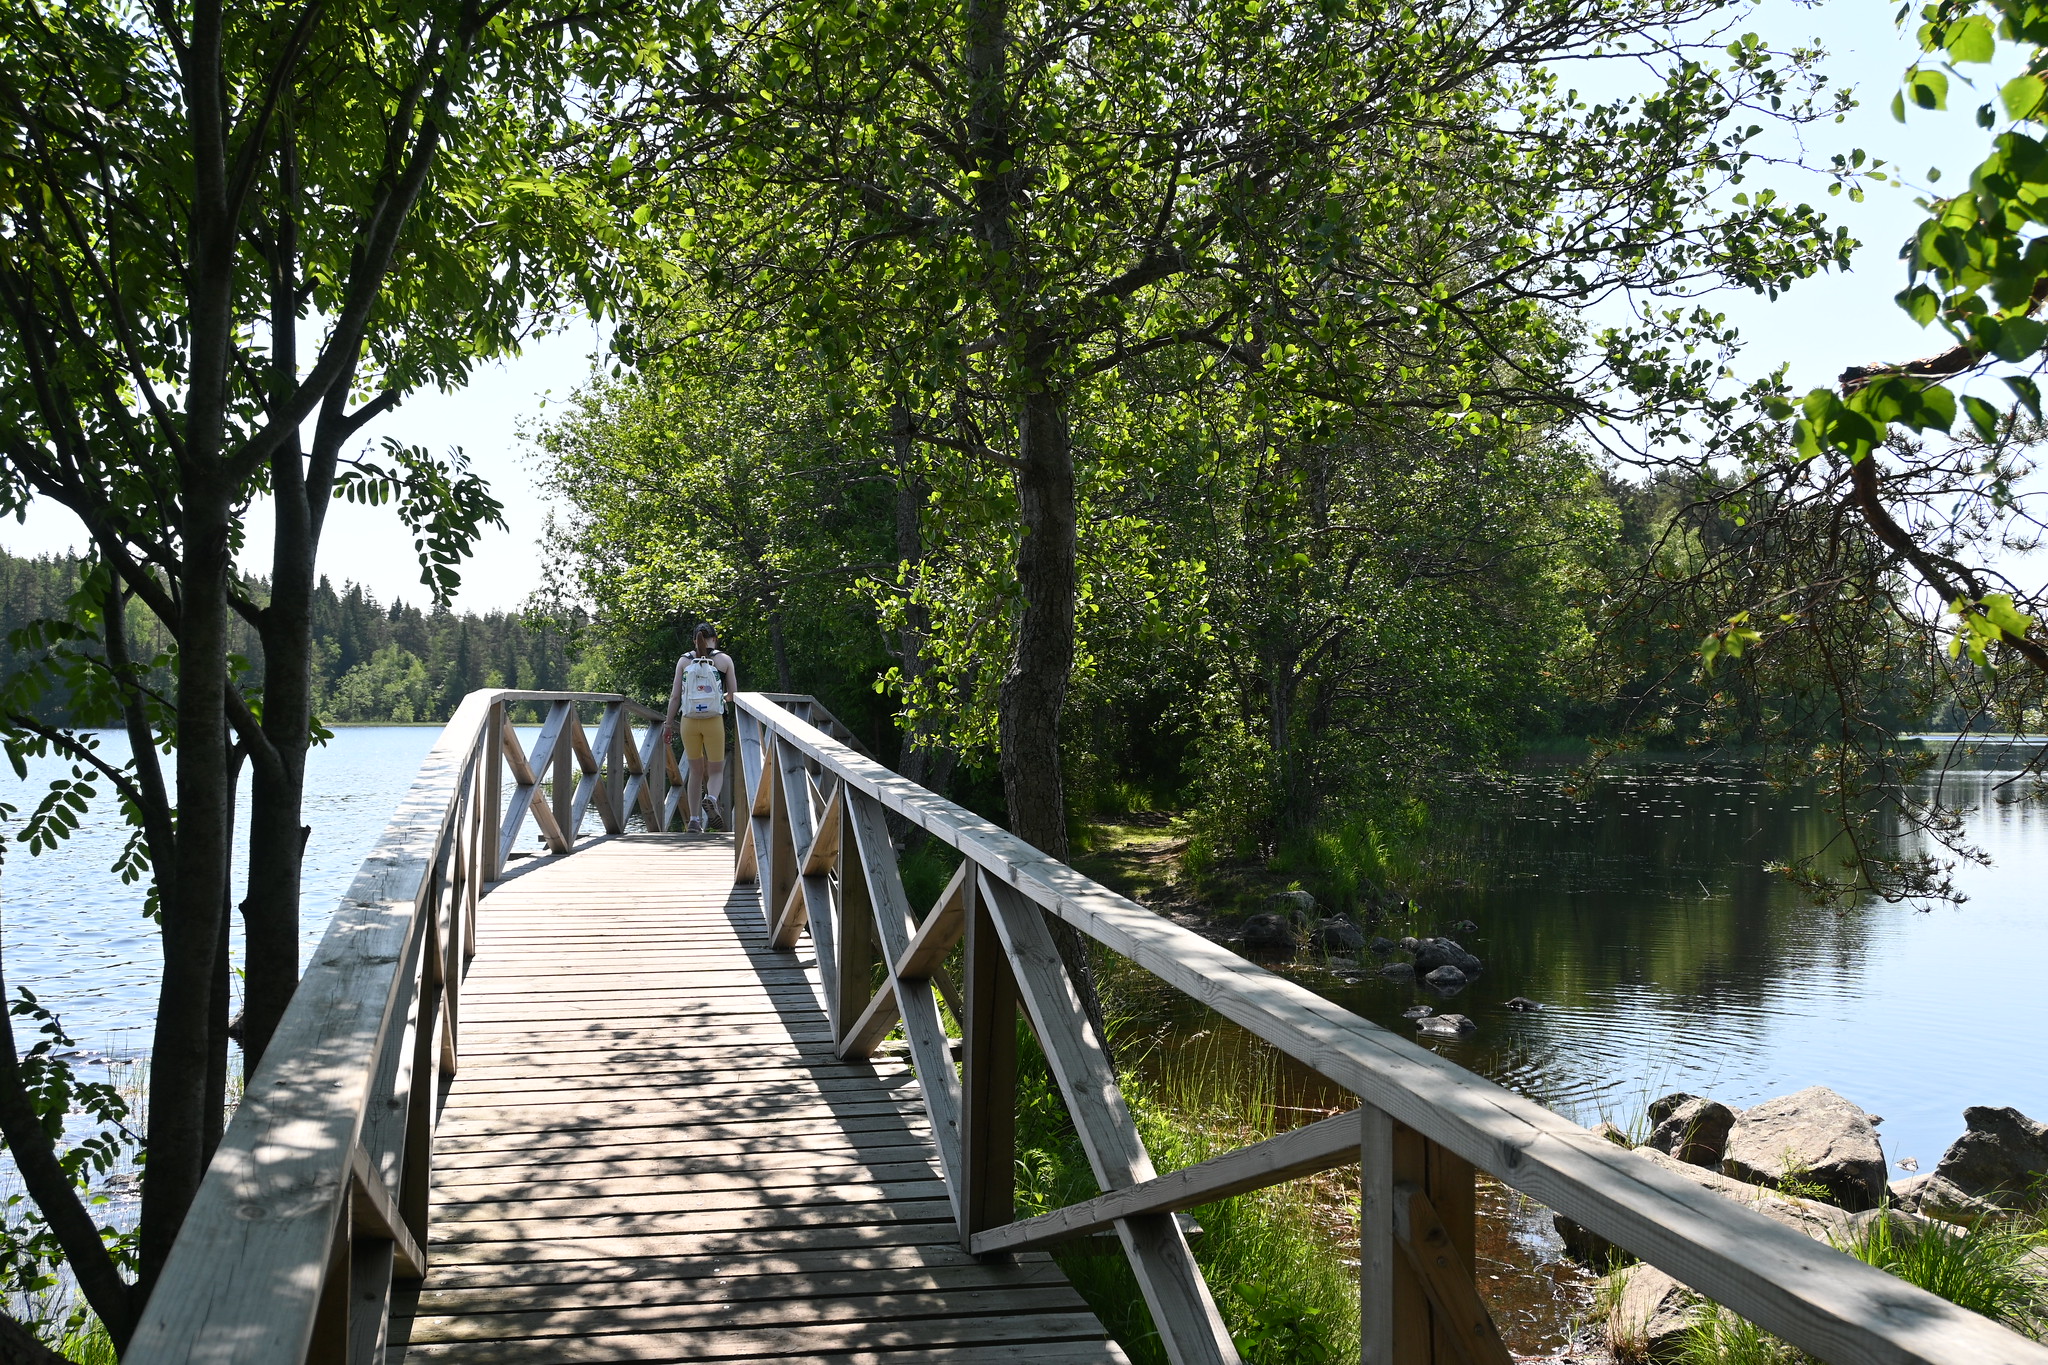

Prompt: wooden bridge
xmin=125 ymin=690 xmax=2048 ymax=1365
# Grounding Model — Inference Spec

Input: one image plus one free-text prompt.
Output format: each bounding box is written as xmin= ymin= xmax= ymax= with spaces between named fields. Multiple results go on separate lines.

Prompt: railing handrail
xmin=732 ymin=691 xmax=2048 ymax=1365
xmin=126 ymin=688 xmax=679 ymax=1363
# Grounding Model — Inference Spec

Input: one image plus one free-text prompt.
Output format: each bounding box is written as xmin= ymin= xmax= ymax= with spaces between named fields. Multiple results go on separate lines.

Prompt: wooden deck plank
xmin=399 ymin=836 xmax=1123 ymax=1364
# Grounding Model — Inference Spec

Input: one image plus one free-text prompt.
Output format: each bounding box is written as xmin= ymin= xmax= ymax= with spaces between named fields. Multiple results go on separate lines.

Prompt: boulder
xmin=1412 ymin=937 xmax=1482 ymax=978
xmin=1380 ymin=961 xmax=1415 ymax=981
xmin=1646 ymin=1097 xmax=1736 ymax=1169
xmin=1448 ymin=918 xmax=1479 ymax=934
xmin=1848 ymin=1204 xmax=1954 ymax=1251
xmin=1402 ymin=1005 xmax=1434 ymax=1019
xmin=1398 ymin=936 xmax=1423 ymax=952
xmin=1889 ymin=1172 xmax=2006 ymax=1227
xmin=1558 ymin=1143 xmax=1858 ymax=1267
xmin=1601 ymin=1264 xmax=1699 ymax=1362
xmin=1648 ymin=1092 xmax=1701 ymax=1127
xmin=1593 ymin=1121 xmax=1631 ymax=1147
xmin=1931 ymin=1106 xmax=2048 ymax=1208
xmin=1416 ymin=1013 xmax=1475 ymax=1037
xmin=1505 ymin=996 xmax=1541 ymax=1011
xmin=1265 ymin=889 xmax=1320 ymax=921
xmin=1721 ymin=1086 xmax=1888 ymax=1211
xmin=1309 ymin=917 xmax=1368 ymax=953
xmin=1367 ymin=936 xmax=1398 ymax=957
xmin=1423 ymin=964 xmax=1469 ymax=992
xmin=1239 ymin=914 xmax=1297 ymax=955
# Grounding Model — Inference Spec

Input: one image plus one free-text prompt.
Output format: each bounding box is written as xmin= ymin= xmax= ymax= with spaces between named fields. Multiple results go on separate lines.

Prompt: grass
xmin=1614 ymin=1207 xmax=2048 ymax=1362
xmin=1842 ymin=1208 xmax=2048 ymax=1338
xmin=1014 ymin=1018 xmax=1361 ymax=1364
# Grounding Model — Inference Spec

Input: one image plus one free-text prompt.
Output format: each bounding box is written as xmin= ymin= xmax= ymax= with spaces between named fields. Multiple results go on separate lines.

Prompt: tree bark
xmin=138 ymin=470 xmax=235 ymax=1301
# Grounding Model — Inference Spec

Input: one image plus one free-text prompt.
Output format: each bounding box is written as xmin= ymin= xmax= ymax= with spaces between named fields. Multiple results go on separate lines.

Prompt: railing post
xmin=960 ymin=866 xmax=1019 ymax=1253
xmin=551 ymin=703 xmax=574 ymax=850
xmin=831 ymin=794 xmax=874 ymax=1042
xmin=607 ymin=707 xmax=628 ymax=834
xmin=648 ymin=716 xmax=669 ymax=831
xmin=481 ymin=701 xmax=503 ymax=883
xmin=1363 ymin=1104 xmax=1504 ymax=1365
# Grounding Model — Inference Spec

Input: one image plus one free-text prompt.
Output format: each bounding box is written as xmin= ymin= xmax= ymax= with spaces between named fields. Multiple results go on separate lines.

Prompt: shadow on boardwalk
xmin=386 ymin=832 xmax=1128 ymax=1363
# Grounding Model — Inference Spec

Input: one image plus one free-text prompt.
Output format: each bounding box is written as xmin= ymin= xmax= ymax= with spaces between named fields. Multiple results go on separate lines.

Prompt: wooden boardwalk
xmin=390 ymin=833 xmax=1127 ymax=1364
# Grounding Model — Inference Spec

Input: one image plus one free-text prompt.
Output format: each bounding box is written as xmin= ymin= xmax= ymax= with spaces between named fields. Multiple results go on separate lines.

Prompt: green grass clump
xmin=1843 ymin=1209 xmax=2048 ymax=1338
xmin=1014 ymin=1021 xmax=1360 ymax=1364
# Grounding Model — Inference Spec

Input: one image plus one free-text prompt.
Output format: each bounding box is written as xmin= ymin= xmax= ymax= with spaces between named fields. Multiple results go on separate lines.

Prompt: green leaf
xmin=2006 ymin=375 xmax=2043 ymax=420
xmin=1945 ymin=15 xmax=1995 ymax=64
xmin=1992 ymin=315 xmax=2047 ymax=362
xmin=1897 ymin=283 xmax=1941 ymax=325
xmin=1962 ymin=392 xmax=2002 ymax=441
xmin=1908 ymin=68 xmax=1950 ymax=112
xmin=2004 ymin=74 xmax=2047 ymax=122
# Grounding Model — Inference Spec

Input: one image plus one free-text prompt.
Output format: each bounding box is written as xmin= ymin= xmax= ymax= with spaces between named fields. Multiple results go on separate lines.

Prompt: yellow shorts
xmin=680 ymin=714 xmax=725 ymax=761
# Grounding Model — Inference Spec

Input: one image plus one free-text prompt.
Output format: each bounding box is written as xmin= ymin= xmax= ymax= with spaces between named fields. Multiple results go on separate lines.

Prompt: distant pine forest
xmin=0 ymin=548 xmax=580 ymax=726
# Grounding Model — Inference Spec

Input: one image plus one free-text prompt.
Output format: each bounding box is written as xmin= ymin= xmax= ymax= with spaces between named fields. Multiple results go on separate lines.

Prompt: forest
xmin=0 ymin=550 xmax=577 ymax=725
xmin=4 ymin=0 xmax=2048 ymax=1357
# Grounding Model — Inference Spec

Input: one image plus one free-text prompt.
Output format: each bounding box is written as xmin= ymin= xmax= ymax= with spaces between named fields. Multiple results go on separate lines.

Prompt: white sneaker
xmin=685 ymin=815 xmax=704 ymax=834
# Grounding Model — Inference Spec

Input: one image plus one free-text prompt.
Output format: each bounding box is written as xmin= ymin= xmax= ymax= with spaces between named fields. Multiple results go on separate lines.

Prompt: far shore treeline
xmin=0 ymin=549 xmax=578 ymax=726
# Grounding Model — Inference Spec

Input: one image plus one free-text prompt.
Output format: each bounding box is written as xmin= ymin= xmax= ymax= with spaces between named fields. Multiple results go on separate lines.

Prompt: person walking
xmin=663 ymin=622 xmax=739 ymax=833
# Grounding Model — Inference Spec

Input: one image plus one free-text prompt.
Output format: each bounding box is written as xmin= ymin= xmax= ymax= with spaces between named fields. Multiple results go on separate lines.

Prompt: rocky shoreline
xmin=1550 ymin=1091 xmax=2048 ymax=1360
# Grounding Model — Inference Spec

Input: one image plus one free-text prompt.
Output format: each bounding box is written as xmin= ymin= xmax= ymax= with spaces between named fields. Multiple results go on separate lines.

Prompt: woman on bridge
xmin=662 ymin=622 xmax=739 ymax=833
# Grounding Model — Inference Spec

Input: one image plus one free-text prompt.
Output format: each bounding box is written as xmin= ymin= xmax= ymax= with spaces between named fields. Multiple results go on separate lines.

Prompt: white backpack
xmin=681 ymin=653 xmax=725 ymax=716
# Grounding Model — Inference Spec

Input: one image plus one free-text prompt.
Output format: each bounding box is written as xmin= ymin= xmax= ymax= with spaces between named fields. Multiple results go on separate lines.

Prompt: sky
xmin=0 ymin=0 xmax=2013 ymax=613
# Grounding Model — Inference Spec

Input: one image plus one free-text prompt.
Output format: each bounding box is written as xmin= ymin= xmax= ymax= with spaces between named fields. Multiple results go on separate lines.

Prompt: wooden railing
xmin=730 ymin=693 xmax=2048 ymax=1365
xmin=125 ymin=690 xmax=685 ymax=1364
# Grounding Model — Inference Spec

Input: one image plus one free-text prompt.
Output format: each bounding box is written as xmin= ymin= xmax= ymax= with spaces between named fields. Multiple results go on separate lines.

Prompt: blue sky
xmin=0 ymin=1 xmax=2004 ymax=613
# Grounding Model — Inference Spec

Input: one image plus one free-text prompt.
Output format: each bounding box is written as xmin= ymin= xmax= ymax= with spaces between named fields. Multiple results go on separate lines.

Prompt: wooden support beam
xmin=978 ymin=873 xmax=1238 ymax=1365
xmin=961 ymin=869 xmax=1019 ymax=1255
xmin=348 ymin=1146 xmax=424 ymax=1280
xmin=550 ymin=707 xmax=574 ymax=849
xmin=801 ymin=780 xmax=845 ymax=876
xmin=898 ymin=860 xmax=969 ymax=979
xmin=845 ymin=793 xmax=964 ymax=1211
xmin=1393 ymin=1182 xmax=1512 ymax=1365
xmin=570 ymin=702 xmax=625 ymax=837
xmin=497 ymin=703 xmax=572 ymax=865
xmin=832 ymin=793 xmax=876 ymax=1047
xmin=972 ymin=1108 xmax=1362 ymax=1256
xmin=481 ymin=702 xmax=504 ymax=883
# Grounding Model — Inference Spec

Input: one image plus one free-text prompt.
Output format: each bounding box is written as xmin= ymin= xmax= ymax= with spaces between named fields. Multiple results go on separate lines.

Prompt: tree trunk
xmin=138 ymin=472 xmax=235 ymax=1299
xmin=963 ymin=0 xmax=1104 ymax=1041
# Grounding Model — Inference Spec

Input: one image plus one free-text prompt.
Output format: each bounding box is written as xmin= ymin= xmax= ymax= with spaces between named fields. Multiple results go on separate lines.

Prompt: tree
xmin=623 ymin=0 xmax=1858 ymax=875
xmin=0 ymin=0 xmax=636 ymax=1339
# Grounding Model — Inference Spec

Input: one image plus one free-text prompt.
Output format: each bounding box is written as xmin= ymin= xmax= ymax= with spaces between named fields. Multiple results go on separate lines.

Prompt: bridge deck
xmin=390 ymin=834 xmax=1127 ymax=1364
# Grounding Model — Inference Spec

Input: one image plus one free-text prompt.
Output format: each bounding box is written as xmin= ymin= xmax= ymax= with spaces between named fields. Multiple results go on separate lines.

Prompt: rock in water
xmin=1887 ymin=1173 xmax=2003 ymax=1228
xmin=1397 ymin=936 xmax=1423 ymax=953
xmin=1380 ymin=961 xmax=1415 ymax=981
xmin=1265 ymin=889 xmax=1320 ymax=920
xmin=1367 ymin=936 xmax=1398 ymax=957
xmin=1721 ymin=1086 xmax=1888 ymax=1211
xmin=1310 ymin=917 xmax=1367 ymax=953
xmin=1402 ymin=1005 xmax=1434 ymax=1019
xmin=1239 ymin=913 xmax=1297 ymax=955
xmin=1504 ymin=996 xmax=1541 ymax=1011
xmin=1412 ymin=937 xmax=1482 ymax=978
xmin=1646 ymin=1097 xmax=1737 ymax=1169
xmin=1423 ymin=964 xmax=1469 ymax=992
xmin=1416 ymin=1013 xmax=1476 ymax=1037
xmin=1931 ymin=1106 xmax=2048 ymax=1208
xmin=1647 ymin=1092 xmax=1700 ymax=1127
